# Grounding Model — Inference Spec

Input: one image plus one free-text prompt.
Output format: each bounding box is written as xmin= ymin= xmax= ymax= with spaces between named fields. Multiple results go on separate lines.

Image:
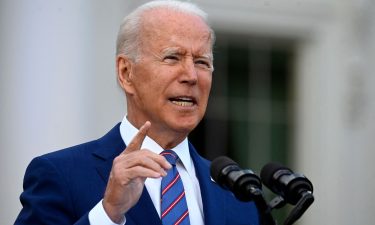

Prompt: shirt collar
xmin=119 ymin=116 xmax=193 ymax=172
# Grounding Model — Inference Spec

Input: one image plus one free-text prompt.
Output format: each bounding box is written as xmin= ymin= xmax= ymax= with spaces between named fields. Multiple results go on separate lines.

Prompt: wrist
xmin=102 ymin=200 xmax=125 ymax=224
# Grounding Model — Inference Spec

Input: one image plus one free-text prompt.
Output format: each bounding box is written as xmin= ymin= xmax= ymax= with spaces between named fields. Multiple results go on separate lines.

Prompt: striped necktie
xmin=160 ymin=150 xmax=190 ymax=225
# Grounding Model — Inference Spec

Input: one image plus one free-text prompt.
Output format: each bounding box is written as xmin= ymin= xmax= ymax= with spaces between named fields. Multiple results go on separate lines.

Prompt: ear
xmin=117 ymin=55 xmax=135 ymax=94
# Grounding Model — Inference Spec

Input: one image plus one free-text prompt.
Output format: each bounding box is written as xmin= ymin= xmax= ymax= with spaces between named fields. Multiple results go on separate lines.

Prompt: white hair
xmin=116 ymin=0 xmax=215 ymax=61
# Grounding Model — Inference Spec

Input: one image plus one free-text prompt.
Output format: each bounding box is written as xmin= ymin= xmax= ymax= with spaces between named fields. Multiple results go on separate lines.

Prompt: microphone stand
xmin=283 ymin=192 xmax=314 ymax=225
xmin=265 ymin=191 xmax=314 ymax=225
xmin=248 ymin=187 xmax=277 ymax=225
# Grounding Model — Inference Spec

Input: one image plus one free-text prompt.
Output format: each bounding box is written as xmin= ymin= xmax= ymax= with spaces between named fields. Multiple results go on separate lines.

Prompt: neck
xmin=126 ymin=116 xmax=188 ymax=150
xmin=152 ymin=131 xmax=186 ymax=150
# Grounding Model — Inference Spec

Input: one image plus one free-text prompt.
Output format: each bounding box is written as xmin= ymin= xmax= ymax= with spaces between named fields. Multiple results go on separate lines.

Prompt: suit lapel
xmin=92 ymin=123 xmax=125 ymax=184
xmin=92 ymin=123 xmax=161 ymax=225
xmin=189 ymin=143 xmax=226 ymax=225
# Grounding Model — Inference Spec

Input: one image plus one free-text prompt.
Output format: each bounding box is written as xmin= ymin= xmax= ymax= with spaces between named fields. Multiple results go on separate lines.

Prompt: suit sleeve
xmin=14 ymin=156 xmax=90 ymax=225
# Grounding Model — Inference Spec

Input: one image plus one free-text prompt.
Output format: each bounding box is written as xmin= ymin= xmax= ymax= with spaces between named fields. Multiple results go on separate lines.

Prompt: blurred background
xmin=1 ymin=0 xmax=375 ymax=224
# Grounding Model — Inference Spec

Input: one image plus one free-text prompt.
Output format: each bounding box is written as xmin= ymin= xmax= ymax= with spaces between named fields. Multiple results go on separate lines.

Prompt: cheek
xmin=200 ymin=75 xmax=212 ymax=97
xmin=197 ymin=77 xmax=212 ymax=116
xmin=134 ymin=70 xmax=162 ymax=94
xmin=139 ymin=79 xmax=169 ymax=106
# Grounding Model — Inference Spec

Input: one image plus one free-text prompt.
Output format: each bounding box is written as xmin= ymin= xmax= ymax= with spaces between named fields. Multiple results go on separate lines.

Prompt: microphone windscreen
xmin=210 ymin=156 xmax=237 ymax=182
xmin=260 ymin=162 xmax=289 ymax=188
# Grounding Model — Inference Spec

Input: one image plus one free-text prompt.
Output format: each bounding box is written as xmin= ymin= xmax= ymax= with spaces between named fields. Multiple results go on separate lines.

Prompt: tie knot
xmin=160 ymin=150 xmax=179 ymax=166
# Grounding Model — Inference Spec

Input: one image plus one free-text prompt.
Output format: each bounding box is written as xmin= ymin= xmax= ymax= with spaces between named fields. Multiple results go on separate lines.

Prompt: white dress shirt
xmin=89 ymin=117 xmax=204 ymax=225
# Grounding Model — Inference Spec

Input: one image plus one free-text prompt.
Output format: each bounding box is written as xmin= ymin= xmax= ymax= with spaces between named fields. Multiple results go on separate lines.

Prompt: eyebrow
xmin=161 ymin=47 xmax=182 ymax=56
xmin=198 ymin=54 xmax=213 ymax=62
xmin=161 ymin=47 xmax=213 ymax=61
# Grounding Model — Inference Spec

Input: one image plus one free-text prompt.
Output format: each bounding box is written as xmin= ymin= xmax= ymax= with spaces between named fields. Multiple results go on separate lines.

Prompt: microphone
xmin=211 ymin=156 xmax=277 ymax=225
xmin=260 ymin=162 xmax=313 ymax=205
xmin=210 ymin=156 xmax=262 ymax=202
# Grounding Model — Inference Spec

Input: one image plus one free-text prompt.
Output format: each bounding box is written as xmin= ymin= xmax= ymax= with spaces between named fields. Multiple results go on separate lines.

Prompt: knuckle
xmin=135 ymin=157 xmax=147 ymax=166
xmin=113 ymin=155 xmax=123 ymax=165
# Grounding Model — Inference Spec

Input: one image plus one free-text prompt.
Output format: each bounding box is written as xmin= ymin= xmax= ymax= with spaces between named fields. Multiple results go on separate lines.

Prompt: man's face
xmin=125 ymin=9 xmax=213 ymax=137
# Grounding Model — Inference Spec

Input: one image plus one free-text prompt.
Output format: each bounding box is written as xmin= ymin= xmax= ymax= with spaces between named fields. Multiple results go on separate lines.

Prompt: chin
xmin=170 ymin=118 xmax=200 ymax=134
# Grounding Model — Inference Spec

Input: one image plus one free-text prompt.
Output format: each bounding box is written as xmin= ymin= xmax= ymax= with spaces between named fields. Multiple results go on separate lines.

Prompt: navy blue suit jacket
xmin=15 ymin=123 xmax=259 ymax=225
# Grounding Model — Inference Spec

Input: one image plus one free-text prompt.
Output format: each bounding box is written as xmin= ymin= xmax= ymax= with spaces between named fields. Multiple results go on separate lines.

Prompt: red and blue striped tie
xmin=160 ymin=150 xmax=190 ymax=225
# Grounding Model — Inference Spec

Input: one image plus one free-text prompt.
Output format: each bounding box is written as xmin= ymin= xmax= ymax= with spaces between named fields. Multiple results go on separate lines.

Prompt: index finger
xmin=124 ymin=121 xmax=151 ymax=153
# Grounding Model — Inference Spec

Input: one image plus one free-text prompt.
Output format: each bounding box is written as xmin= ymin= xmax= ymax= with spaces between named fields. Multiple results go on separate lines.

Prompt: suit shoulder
xmin=39 ymin=123 xmax=123 ymax=162
xmin=41 ymin=139 xmax=99 ymax=161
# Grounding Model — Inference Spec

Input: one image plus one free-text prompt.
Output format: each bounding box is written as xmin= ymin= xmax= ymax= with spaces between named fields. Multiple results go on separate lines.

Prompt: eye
xmin=194 ymin=59 xmax=212 ymax=69
xmin=163 ymin=55 xmax=179 ymax=62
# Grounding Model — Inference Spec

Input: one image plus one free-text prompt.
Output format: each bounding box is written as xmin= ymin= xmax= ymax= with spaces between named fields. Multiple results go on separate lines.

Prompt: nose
xmin=179 ymin=58 xmax=198 ymax=85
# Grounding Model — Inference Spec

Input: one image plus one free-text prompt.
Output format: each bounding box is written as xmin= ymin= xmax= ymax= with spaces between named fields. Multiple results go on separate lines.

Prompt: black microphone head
xmin=210 ymin=156 xmax=262 ymax=202
xmin=261 ymin=162 xmax=313 ymax=205
xmin=210 ymin=156 xmax=238 ymax=184
xmin=260 ymin=162 xmax=291 ymax=189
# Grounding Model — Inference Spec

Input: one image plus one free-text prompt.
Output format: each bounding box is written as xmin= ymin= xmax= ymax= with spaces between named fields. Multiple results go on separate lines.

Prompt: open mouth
xmin=169 ymin=96 xmax=196 ymax=107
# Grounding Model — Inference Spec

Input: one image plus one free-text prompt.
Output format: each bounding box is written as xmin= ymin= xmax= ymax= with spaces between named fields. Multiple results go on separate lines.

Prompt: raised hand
xmin=102 ymin=121 xmax=171 ymax=223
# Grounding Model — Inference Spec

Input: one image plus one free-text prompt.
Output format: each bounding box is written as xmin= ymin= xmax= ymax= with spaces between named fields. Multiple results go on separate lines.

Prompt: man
xmin=15 ymin=1 xmax=259 ymax=225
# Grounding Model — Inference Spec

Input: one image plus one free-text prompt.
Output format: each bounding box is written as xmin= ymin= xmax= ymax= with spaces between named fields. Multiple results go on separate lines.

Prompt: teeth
xmin=171 ymin=100 xmax=194 ymax=107
xmin=170 ymin=96 xmax=195 ymax=107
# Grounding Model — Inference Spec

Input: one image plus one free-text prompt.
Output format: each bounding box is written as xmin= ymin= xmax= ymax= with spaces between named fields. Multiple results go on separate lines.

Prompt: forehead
xmin=140 ymin=8 xmax=213 ymax=54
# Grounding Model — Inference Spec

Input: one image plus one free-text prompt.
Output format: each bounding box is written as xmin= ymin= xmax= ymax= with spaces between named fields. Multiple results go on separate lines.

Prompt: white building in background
xmin=1 ymin=1 xmax=375 ymax=224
